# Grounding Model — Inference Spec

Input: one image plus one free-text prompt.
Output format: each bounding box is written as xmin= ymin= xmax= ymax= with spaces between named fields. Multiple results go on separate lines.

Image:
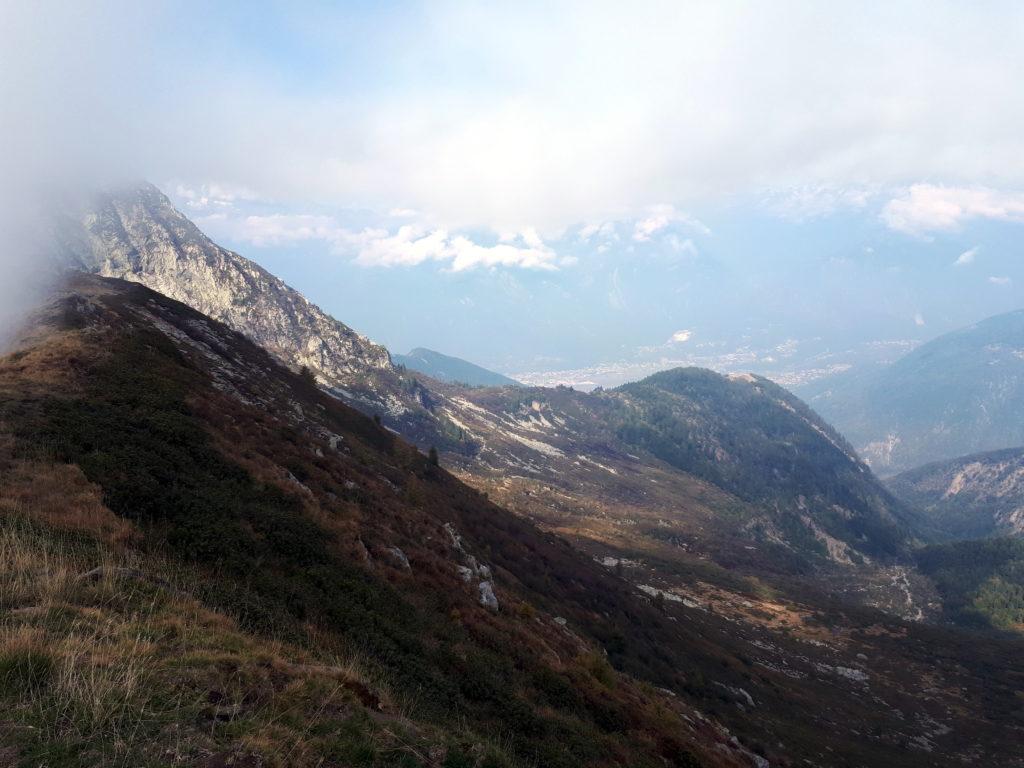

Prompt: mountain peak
xmin=58 ymin=183 xmax=393 ymax=386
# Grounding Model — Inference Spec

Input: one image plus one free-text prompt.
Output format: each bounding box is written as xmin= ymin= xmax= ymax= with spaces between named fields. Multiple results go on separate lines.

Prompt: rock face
xmin=888 ymin=447 xmax=1024 ymax=539
xmin=57 ymin=183 xmax=392 ymax=386
xmin=478 ymin=581 xmax=499 ymax=611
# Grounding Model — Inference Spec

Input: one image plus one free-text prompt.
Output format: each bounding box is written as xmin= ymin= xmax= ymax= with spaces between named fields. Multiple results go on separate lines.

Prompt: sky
xmin=3 ymin=1 xmax=1024 ymax=384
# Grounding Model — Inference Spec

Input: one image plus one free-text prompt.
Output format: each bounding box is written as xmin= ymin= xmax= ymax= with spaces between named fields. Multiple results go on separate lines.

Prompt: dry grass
xmin=0 ymin=522 xmax=78 ymax=610
xmin=0 ymin=326 xmax=98 ymax=397
xmin=0 ymin=520 xmax=156 ymax=759
xmin=0 ymin=460 xmax=137 ymax=546
xmin=0 ymin=514 xmax=507 ymax=767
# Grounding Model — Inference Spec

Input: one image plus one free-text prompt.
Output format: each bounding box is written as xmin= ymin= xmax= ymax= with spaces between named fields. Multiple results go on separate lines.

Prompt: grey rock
xmin=478 ymin=581 xmax=499 ymax=611
xmin=58 ymin=184 xmax=392 ymax=389
xmin=384 ymin=546 xmax=411 ymax=571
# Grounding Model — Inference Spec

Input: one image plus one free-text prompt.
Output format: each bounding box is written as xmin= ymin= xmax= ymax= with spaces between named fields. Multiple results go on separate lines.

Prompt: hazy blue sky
xmin=183 ymin=188 xmax=1024 ymax=386
xmin=4 ymin=1 xmax=1024 ymax=384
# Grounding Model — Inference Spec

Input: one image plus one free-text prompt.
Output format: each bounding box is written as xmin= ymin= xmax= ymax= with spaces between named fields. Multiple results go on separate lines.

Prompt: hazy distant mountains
xmin=55 ymin=183 xmax=915 ymax=573
xmin=807 ymin=310 xmax=1024 ymax=475
xmin=394 ymin=347 xmax=520 ymax=387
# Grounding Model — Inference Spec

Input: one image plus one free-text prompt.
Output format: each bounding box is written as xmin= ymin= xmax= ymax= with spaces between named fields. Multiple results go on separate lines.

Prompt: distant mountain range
xmin=10 ymin=182 xmax=1024 ymax=763
xmin=7 ymin=272 xmax=1023 ymax=765
xmin=888 ymin=447 xmax=1024 ymax=540
xmin=55 ymin=184 xmax=919 ymax=575
xmin=394 ymin=347 xmax=521 ymax=387
xmin=805 ymin=309 xmax=1024 ymax=476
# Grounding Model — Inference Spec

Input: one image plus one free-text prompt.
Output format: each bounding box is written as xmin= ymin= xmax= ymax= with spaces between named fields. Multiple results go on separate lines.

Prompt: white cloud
xmin=633 ymin=205 xmax=710 ymax=242
xmin=578 ymin=221 xmax=617 ymax=242
xmin=953 ymin=246 xmax=979 ymax=266
xmin=229 ymin=214 xmax=563 ymax=272
xmin=174 ymin=182 xmax=257 ymax=211
xmin=669 ymin=329 xmax=693 ymax=343
xmin=667 ymin=236 xmax=699 ymax=257
xmin=9 ymin=2 xmax=1024 ymax=240
xmin=763 ymin=184 xmax=876 ymax=220
xmin=914 ymin=312 xmax=925 ymax=327
xmin=989 ymin=276 xmax=1012 ymax=286
xmin=230 ymin=214 xmax=342 ymax=247
xmin=883 ymin=186 xmax=1024 ymax=236
xmin=607 ymin=268 xmax=626 ymax=310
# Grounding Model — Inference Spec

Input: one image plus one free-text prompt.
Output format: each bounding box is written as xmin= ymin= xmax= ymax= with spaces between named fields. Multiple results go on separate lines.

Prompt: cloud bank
xmin=2 ymin=0 xmax=1024 ymax=306
xmin=6 ymin=1 xmax=1024 ymax=235
xmin=882 ymin=186 xmax=1024 ymax=236
xmin=223 ymin=214 xmax=565 ymax=272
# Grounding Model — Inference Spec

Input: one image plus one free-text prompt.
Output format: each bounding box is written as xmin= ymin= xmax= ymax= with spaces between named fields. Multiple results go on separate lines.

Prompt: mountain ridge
xmin=58 ymin=184 xmax=928 ymax=578
xmin=5 ymin=272 xmax=1024 ymax=766
xmin=888 ymin=446 xmax=1024 ymax=539
xmin=807 ymin=308 xmax=1024 ymax=475
xmin=1 ymin=272 xmax=751 ymax=767
xmin=57 ymin=182 xmax=394 ymax=384
xmin=394 ymin=347 xmax=521 ymax=387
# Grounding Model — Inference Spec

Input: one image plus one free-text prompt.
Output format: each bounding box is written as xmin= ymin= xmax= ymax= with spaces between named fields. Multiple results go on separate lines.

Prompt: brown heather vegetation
xmin=0 ymin=275 xmax=744 ymax=767
xmin=0 ymin=515 xmax=516 ymax=767
xmin=3 ymin=275 xmax=1024 ymax=767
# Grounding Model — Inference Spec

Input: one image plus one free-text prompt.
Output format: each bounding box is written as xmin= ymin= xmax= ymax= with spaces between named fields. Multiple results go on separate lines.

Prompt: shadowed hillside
xmin=3 ymin=275 xmax=1024 ymax=765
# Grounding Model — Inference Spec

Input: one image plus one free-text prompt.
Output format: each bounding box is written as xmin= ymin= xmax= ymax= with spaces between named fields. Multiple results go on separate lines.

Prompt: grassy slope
xmin=4 ymin=276 xmax=1024 ymax=767
xmin=0 ymin=276 xmax=736 ymax=768
xmin=0 ymin=517 xmax=499 ymax=767
xmin=608 ymin=369 xmax=919 ymax=560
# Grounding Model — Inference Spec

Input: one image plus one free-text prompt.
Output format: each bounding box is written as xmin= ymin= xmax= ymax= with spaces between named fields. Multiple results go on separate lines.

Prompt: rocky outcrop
xmin=888 ymin=446 xmax=1024 ymax=539
xmin=445 ymin=522 xmax=499 ymax=610
xmin=478 ymin=581 xmax=499 ymax=611
xmin=57 ymin=183 xmax=392 ymax=387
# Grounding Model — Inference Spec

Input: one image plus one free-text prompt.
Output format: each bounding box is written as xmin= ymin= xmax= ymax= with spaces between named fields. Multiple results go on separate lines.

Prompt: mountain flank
xmin=888 ymin=446 xmax=1024 ymax=540
xmin=394 ymin=347 xmax=521 ymax=387
xmin=806 ymin=309 xmax=1024 ymax=475
xmin=0 ymin=273 xmax=750 ymax=767
xmin=58 ymin=184 xmax=922 ymax=577
xmin=5 ymin=273 xmax=1024 ymax=765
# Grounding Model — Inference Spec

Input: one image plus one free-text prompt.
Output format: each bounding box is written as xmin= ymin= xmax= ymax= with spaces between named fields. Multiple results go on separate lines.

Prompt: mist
xmin=3 ymin=0 xmax=1024 ymax=351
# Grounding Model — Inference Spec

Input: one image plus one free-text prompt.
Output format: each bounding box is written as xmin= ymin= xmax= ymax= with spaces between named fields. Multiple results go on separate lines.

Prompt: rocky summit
xmin=57 ymin=183 xmax=392 ymax=385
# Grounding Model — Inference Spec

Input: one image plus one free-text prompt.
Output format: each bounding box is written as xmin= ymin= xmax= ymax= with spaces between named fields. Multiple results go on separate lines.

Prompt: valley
xmin=0 ymin=184 xmax=1017 ymax=765
xmin=2 ymin=273 xmax=1023 ymax=767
